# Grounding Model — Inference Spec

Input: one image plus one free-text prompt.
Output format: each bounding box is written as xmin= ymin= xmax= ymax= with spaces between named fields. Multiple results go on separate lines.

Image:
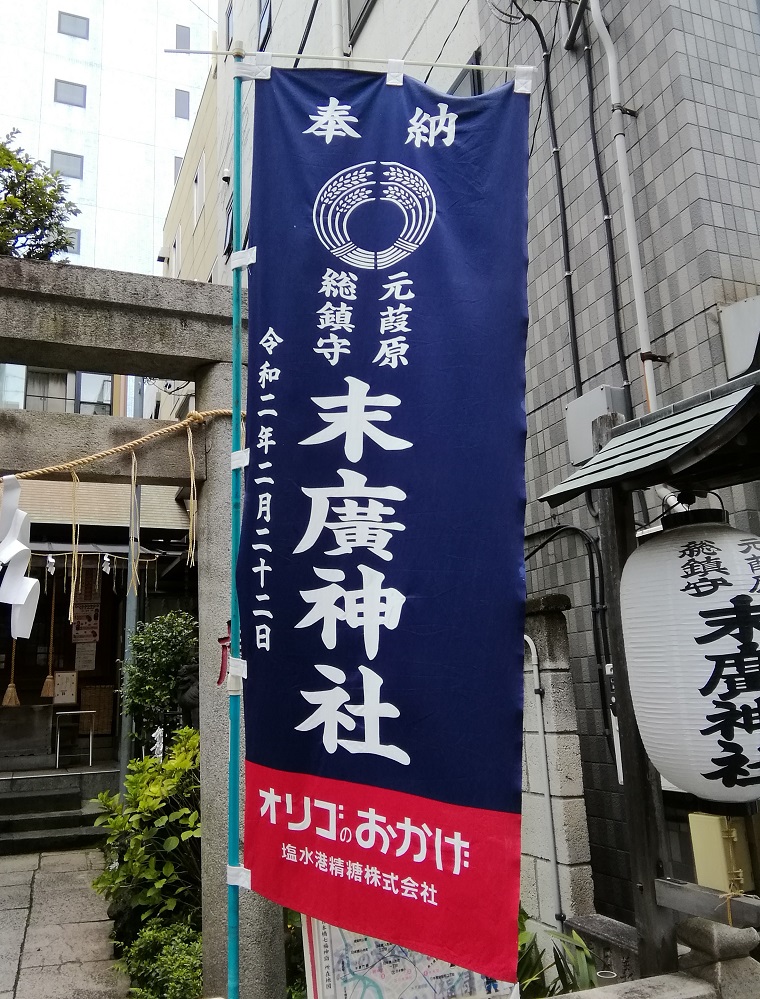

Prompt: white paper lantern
xmin=621 ymin=511 xmax=760 ymax=803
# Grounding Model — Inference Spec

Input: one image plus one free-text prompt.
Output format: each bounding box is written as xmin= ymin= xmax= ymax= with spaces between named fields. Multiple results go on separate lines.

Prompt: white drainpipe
xmin=331 ymin=0 xmax=345 ymax=65
xmin=589 ymin=0 xmax=658 ymax=413
xmin=524 ymin=634 xmax=564 ymax=929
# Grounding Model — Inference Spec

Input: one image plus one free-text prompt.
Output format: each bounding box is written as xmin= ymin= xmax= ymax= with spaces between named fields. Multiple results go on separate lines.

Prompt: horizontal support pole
xmin=0 ymin=259 xmax=247 ymax=379
xmin=0 ymin=411 xmax=206 ymax=485
xmin=655 ymin=877 xmax=760 ymax=928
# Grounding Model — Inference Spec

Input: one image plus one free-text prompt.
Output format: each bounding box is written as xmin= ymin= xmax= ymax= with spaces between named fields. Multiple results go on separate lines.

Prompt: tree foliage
xmin=93 ymin=727 xmax=202 ymax=936
xmin=0 ymin=129 xmax=80 ymax=259
xmin=122 ymin=611 xmax=198 ymax=748
xmin=120 ymin=920 xmax=202 ymax=999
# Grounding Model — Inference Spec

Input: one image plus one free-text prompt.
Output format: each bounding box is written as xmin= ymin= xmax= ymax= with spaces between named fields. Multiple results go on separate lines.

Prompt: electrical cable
xmin=511 ymin=0 xmax=583 ymax=399
xmin=580 ymin=15 xmax=632 ymax=420
xmin=525 ymin=524 xmax=615 ymax=756
xmin=293 ymin=0 xmax=320 ymax=68
xmin=424 ymin=0 xmax=473 ymax=84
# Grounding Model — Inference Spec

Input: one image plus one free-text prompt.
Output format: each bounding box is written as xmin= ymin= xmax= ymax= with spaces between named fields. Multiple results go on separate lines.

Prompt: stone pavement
xmin=0 ymin=849 xmax=127 ymax=999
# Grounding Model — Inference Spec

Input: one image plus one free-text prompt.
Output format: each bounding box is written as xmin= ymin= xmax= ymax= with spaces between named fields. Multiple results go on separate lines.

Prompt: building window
xmin=193 ymin=154 xmax=205 ymax=225
xmin=258 ymin=0 xmax=271 ymax=49
xmin=50 ymin=149 xmax=84 ymax=179
xmin=223 ymin=199 xmax=233 ymax=260
xmin=223 ymin=200 xmax=248 ymax=261
xmin=225 ymin=1 xmax=233 ymax=48
xmin=58 ymin=11 xmax=89 ymax=39
xmin=54 ymin=79 xmax=87 ymax=107
xmin=76 ymin=372 xmax=112 ymax=415
xmin=65 ymin=228 xmax=81 ymax=254
xmin=174 ymin=156 xmax=183 ymax=183
xmin=347 ymin=0 xmax=378 ymax=44
xmin=176 ymin=23 xmax=191 ymax=49
xmin=175 ymin=89 xmax=190 ymax=119
xmin=25 ymin=369 xmax=71 ymax=413
xmin=171 ymin=226 xmax=181 ymax=277
xmin=449 ymin=51 xmax=484 ymax=97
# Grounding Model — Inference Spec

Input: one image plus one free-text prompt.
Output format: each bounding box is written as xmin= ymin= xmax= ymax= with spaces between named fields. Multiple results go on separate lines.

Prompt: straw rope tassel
xmin=719 ymin=817 xmax=745 ymax=927
xmin=41 ymin=576 xmax=56 ymax=697
xmin=69 ymin=471 xmax=80 ymax=623
xmin=187 ymin=425 xmax=197 ymax=566
xmin=128 ymin=451 xmax=140 ymax=595
xmin=2 ymin=640 xmax=20 ymax=707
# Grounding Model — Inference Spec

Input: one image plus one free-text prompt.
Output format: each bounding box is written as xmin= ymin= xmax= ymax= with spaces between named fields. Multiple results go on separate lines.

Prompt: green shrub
xmin=93 ymin=727 xmax=201 ymax=943
xmin=285 ymin=909 xmax=307 ymax=999
xmin=120 ymin=920 xmax=202 ymax=999
xmin=518 ymin=907 xmax=597 ymax=996
xmin=122 ymin=611 xmax=198 ymax=748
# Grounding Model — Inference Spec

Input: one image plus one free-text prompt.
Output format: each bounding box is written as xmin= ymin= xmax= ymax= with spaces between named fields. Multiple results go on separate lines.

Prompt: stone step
xmin=0 ymin=787 xmax=81 ymax=815
xmin=0 ymin=807 xmax=98 ymax=834
xmin=0 ymin=823 xmax=104 ymax=855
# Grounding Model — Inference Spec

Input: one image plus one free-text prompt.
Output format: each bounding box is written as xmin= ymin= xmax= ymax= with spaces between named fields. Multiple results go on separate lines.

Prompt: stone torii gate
xmin=0 ymin=257 xmax=285 ymax=999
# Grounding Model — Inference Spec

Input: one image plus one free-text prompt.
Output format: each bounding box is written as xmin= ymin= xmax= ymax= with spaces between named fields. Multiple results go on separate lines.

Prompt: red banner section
xmin=245 ymin=760 xmax=521 ymax=981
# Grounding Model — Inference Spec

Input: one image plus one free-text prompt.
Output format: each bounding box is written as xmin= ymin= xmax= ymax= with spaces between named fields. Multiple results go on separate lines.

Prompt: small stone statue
xmin=177 ymin=660 xmax=200 ymax=728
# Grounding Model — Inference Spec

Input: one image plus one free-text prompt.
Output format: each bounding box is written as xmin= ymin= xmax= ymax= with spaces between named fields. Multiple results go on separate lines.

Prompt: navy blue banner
xmin=239 ymin=68 xmax=529 ymax=980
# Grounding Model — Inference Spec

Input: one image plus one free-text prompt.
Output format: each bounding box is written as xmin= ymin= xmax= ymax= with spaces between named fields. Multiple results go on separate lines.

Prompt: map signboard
xmin=303 ymin=918 xmax=518 ymax=999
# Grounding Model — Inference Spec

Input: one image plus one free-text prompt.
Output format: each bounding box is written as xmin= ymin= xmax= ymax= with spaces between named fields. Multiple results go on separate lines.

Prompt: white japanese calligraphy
xmin=259 ymin=327 xmax=283 ymax=354
xmin=299 ymin=377 xmax=412 ymax=462
xmin=296 ymin=564 xmax=405 ymax=660
xmin=294 ymin=469 xmax=405 ymax=561
xmin=296 ymin=663 xmax=410 ymax=765
xmin=320 ymin=269 xmax=358 ymax=300
xmin=304 ymin=97 xmax=361 ymax=143
xmin=374 ymin=337 xmax=409 ymax=368
xmin=317 ymin=302 xmax=355 ymax=332
xmin=406 ymin=103 xmax=458 ymax=148
xmin=314 ymin=333 xmax=351 ymax=366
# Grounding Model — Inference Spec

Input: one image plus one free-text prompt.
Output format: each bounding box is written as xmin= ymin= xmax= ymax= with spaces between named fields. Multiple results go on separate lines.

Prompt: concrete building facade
xmin=0 ymin=0 xmax=216 ymax=274
xmin=478 ymin=0 xmax=760 ymax=925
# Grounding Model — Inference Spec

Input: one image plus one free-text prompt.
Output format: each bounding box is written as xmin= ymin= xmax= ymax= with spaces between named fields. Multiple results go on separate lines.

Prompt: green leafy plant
xmin=118 ymin=919 xmax=202 ymax=999
xmin=0 ymin=129 xmax=80 ymax=259
xmin=122 ymin=611 xmax=198 ymax=749
xmin=93 ymin=727 xmax=201 ymax=944
xmin=518 ymin=908 xmax=598 ymax=996
xmin=549 ymin=929 xmax=597 ymax=993
xmin=285 ymin=909 xmax=307 ymax=999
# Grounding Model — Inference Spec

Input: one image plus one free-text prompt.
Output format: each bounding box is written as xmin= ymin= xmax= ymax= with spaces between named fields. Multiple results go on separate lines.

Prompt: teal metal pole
xmin=228 ymin=52 xmax=244 ymax=999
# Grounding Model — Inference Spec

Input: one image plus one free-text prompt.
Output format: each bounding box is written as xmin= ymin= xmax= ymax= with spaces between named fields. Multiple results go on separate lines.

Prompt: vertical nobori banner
xmin=238 ymin=68 xmax=529 ymax=981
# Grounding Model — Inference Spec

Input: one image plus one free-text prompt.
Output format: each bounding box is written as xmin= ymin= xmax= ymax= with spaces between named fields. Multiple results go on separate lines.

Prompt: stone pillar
xmin=196 ymin=362 xmax=285 ymax=999
xmin=678 ymin=917 xmax=760 ymax=999
xmin=521 ymin=595 xmax=594 ymax=931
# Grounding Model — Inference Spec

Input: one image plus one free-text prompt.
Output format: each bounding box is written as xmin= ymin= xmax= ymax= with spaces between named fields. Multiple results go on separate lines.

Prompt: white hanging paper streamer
xmin=0 ymin=476 xmax=40 ymax=638
xmin=46 ymin=555 xmax=56 ymax=575
xmin=102 ymin=553 xmax=111 ymax=576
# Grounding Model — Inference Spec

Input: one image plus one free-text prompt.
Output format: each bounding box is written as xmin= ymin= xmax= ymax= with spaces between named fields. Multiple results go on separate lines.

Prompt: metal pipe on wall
xmin=524 ymin=634 xmax=564 ymax=929
xmin=588 ymin=0 xmax=658 ymax=412
xmin=332 ymin=0 xmax=345 ymax=64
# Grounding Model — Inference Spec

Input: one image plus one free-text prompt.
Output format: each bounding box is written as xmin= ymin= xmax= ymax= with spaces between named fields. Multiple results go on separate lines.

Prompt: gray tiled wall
xmin=478 ymin=0 xmax=760 ymax=922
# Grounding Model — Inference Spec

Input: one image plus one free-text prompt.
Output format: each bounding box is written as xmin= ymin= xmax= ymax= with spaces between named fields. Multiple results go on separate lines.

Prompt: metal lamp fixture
xmin=621 ymin=507 xmax=760 ymax=803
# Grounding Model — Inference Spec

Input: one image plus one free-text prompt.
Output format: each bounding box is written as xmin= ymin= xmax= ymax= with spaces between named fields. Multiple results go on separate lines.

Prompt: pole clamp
xmin=640 ymin=350 xmax=670 ymax=364
xmin=227 ymin=865 xmax=252 ymax=889
xmin=230 ymin=247 xmax=257 ymax=270
xmin=229 ymin=656 xmax=248 ymax=679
